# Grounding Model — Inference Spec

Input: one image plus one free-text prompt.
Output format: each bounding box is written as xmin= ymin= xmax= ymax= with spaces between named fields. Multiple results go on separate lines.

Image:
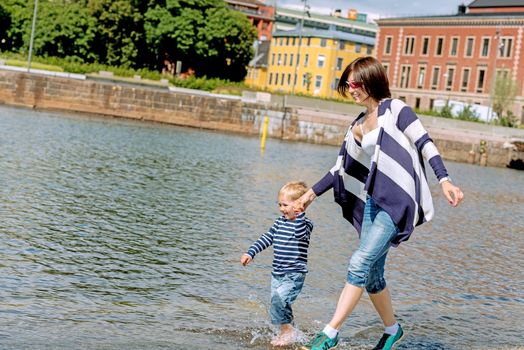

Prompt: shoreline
xmin=1 ymin=67 xmax=523 ymax=169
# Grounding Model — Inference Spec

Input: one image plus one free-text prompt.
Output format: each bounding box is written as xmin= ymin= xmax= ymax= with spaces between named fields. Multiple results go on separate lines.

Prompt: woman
xmin=295 ymin=57 xmax=463 ymax=350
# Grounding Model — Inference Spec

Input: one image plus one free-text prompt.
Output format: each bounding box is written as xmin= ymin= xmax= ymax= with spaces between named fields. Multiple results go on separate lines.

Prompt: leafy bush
xmin=456 ymin=104 xmax=479 ymax=122
xmin=439 ymin=101 xmax=454 ymax=118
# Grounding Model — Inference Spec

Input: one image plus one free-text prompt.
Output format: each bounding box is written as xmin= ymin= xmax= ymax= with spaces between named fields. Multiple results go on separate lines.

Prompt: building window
xmin=304 ymin=54 xmax=309 ymax=67
xmin=355 ymin=44 xmax=361 ymax=53
xmin=461 ymin=68 xmax=470 ymax=92
xmin=279 ymin=38 xmax=283 ymax=46
xmin=283 ymin=54 xmax=287 ymax=66
xmin=271 ymin=53 xmax=275 ymax=65
xmin=404 ymin=36 xmax=415 ymax=55
xmin=269 ymin=73 xmax=273 ymax=85
xmin=384 ymin=36 xmax=392 ymax=55
xmin=431 ymin=66 xmax=440 ymax=90
xmin=445 ymin=67 xmax=455 ymax=91
xmin=275 ymin=73 xmax=279 ymax=85
xmin=315 ymin=75 xmax=322 ymax=88
xmin=307 ymin=38 xmax=311 ymax=46
xmin=400 ymin=65 xmax=411 ymax=88
xmin=292 ymin=38 xmax=296 ymax=45
xmin=421 ymin=37 xmax=430 ymax=56
xmin=465 ymin=37 xmax=474 ymax=57
xmin=317 ymin=54 xmax=325 ymax=68
xmin=367 ymin=46 xmax=373 ymax=54
xmin=286 ymin=37 xmax=289 ymax=45
xmin=336 ymin=57 xmax=343 ymax=71
xmin=417 ymin=66 xmax=426 ymax=89
xmin=383 ymin=63 xmax=389 ymax=76
xmin=415 ymin=97 xmax=421 ymax=109
xmin=450 ymin=37 xmax=459 ymax=57
xmin=339 ymin=40 xmax=346 ymax=50
xmin=481 ymin=37 xmax=490 ymax=57
xmin=334 ymin=78 xmax=340 ymax=89
xmin=290 ymin=54 xmax=294 ymax=66
xmin=302 ymin=73 xmax=307 ymax=87
xmin=280 ymin=73 xmax=284 ymax=86
xmin=476 ymin=68 xmax=486 ymax=93
xmin=273 ymin=38 xmax=277 ymax=46
xmin=436 ymin=37 xmax=444 ymax=56
xmin=287 ymin=73 xmax=291 ymax=85
xmin=499 ymin=37 xmax=513 ymax=58
xmin=277 ymin=53 xmax=281 ymax=66
xmin=320 ymin=38 xmax=327 ymax=47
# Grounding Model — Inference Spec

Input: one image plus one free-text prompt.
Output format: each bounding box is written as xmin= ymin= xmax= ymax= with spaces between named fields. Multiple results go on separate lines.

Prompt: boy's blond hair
xmin=279 ymin=181 xmax=308 ymax=201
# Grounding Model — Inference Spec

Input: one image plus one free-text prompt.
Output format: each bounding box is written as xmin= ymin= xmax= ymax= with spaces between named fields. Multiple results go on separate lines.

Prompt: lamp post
xmin=487 ymin=27 xmax=501 ymax=123
xmin=27 ymin=0 xmax=38 ymax=72
xmin=291 ymin=0 xmax=309 ymax=95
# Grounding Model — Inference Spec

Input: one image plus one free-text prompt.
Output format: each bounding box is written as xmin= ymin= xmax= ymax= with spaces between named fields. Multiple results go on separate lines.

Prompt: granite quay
xmin=1 ymin=68 xmax=523 ymax=169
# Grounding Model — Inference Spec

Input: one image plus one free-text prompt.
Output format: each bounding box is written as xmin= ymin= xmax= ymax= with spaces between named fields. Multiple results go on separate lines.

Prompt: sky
xmin=277 ymin=0 xmax=471 ymax=21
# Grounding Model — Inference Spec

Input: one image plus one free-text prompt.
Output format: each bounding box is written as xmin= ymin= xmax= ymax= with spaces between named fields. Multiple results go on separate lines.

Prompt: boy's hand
xmin=240 ymin=254 xmax=252 ymax=266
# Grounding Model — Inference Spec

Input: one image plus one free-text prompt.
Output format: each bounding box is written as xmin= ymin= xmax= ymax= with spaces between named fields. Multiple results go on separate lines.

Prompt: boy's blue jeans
xmin=270 ymin=272 xmax=306 ymax=325
xmin=347 ymin=196 xmax=399 ymax=294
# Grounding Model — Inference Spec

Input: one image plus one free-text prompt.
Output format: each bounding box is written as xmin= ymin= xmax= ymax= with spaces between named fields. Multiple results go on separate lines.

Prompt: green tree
xmin=1 ymin=0 xmax=32 ymax=52
xmin=492 ymin=71 xmax=517 ymax=123
xmin=0 ymin=4 xmax=11 ymax=52
xmin=87 ymin=0 xmax=148 ymax=68
xmin=34 ymin=1 xmax=97 ymax=61
xmin=144 ymin=0 xmax=256 ymax=81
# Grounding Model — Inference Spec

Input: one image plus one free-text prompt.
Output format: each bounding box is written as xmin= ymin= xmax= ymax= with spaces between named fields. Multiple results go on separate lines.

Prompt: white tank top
xmin=360 ymin=123 xmax=380 ymax=164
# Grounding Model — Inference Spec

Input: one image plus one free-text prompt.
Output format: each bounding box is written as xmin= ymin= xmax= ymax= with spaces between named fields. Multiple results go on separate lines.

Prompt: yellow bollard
xmin=260 ymin=115 xmax=269 ymax=152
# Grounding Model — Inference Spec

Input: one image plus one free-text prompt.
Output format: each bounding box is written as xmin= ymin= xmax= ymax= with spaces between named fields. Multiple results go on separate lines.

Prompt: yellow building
xmin=263 ymin=30 xmax=375 ymax=97
xmin=245 ymin=7 xmax=377 ymax=98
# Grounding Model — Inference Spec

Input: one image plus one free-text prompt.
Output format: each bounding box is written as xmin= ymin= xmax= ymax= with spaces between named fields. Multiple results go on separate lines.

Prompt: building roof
xmin=468 ymin=0 xmax=524 ymax=7
xmin=273 ymin=28 xmax=375 ymax=46
xmin=225 ymin=0 xmax=264 ymax=8
xmin=376 ymin=12 xmax=524 ymax=25
xmin=276 ymin=7 xmax=377 ymax=32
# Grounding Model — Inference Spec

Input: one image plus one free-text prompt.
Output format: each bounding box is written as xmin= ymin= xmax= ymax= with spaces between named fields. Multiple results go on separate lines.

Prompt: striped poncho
xmin=312 ymin=99 xmax=448 ymax=246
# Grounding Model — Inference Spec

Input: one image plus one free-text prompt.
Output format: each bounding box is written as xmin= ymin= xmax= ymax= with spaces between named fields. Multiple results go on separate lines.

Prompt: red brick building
xmin=376 ymin=0 xmax=524 ymax=123
xmin=225 ymin=0 xmax=275 ymax=40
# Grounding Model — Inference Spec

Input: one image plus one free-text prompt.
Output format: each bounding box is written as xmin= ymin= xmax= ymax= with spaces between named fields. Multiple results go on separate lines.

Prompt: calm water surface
xmin=0 ymin=106 xmax=522 ymax=350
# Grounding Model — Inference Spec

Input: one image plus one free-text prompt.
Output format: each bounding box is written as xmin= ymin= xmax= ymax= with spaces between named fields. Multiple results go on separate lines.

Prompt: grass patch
xmin=4 ymin=59 xmax=64 ymax=72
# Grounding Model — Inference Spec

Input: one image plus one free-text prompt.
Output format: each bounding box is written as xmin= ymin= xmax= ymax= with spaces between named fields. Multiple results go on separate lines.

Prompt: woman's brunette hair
xmin=337 ymin=56 xmax=391 ymax=101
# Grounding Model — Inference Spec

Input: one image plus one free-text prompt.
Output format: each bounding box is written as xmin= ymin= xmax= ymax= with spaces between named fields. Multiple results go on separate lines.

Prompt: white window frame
xmin=384 ymin=36 xmax=393 ymax=55
xmin=317 ymin=54 xmax=325 ymax=68
xmin=449 ymin=37 xmax=459 ymax=57
xmin=421 ymin=36 xmax=430 ymax=56
xmin=465 ymin=37 xmax=475 ymax=58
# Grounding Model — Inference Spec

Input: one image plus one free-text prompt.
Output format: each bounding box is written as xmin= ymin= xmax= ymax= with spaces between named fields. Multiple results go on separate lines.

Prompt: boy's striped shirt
xmin=246 ymin=212 xmax=313 ymax=275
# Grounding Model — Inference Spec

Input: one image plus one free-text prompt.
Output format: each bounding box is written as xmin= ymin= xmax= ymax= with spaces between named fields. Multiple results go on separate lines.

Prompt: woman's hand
xmin=240 ymin=254 xmax=252 ymax=266
xmin=293 ymin=188 xmax=317 ymax=213
xmin=441 ymin=180 xmax=464 ymax=207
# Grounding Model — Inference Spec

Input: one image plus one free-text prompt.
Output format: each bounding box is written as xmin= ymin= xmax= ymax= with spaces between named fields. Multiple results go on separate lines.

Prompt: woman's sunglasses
xmin=347 ymin=80 xmax=363 ymax=89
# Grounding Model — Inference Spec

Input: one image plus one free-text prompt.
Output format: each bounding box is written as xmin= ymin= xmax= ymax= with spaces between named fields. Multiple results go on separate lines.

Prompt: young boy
xmin=241 ymin=181 xmax=313 ymax=346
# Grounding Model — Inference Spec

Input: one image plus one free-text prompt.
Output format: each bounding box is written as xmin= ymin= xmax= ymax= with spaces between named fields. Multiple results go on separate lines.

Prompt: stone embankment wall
xmin=0 ymin=69 xmax=522 ymax=169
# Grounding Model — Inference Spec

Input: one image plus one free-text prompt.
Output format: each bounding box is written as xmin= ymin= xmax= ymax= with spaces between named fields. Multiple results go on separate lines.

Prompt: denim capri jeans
xmin=347 ymin=196 xmax=399 ymax=294
xmin=269 ymin=271 xmax=306 ymax=325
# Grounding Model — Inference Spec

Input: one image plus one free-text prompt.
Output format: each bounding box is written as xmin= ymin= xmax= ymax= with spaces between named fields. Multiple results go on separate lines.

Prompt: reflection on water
xmin=0 ymin=106 xmax=522 ymax=350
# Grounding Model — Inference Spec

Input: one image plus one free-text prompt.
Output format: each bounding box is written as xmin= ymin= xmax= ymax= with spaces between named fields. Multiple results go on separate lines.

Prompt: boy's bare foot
xmin=272 ymin=330 xmax=295 ymax=346
xmin=270 ymin=334 xmax=283 ymax=346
